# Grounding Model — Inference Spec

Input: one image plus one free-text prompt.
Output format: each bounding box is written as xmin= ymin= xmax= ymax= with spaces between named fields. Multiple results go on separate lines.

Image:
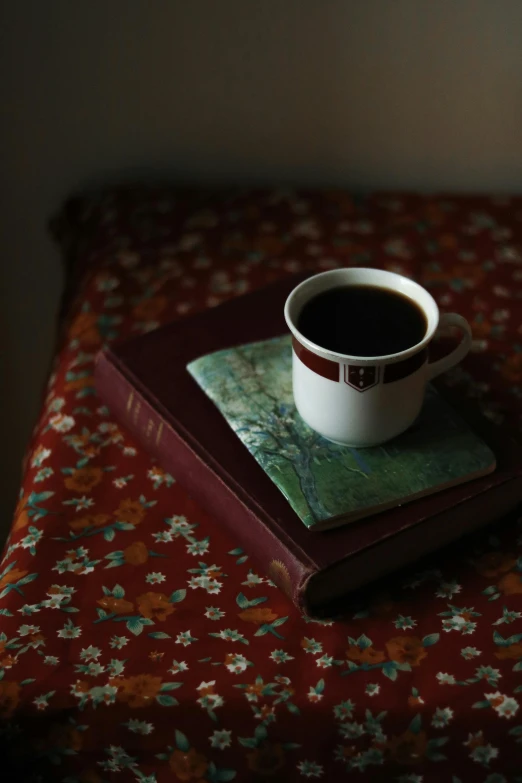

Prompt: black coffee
xmin=297 ymin=284 xmax=427 ymax=357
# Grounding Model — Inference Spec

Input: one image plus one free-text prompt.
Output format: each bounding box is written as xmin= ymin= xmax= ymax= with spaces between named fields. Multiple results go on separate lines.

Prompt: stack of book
xmin=95 ymin=276 xmax=522 ymax=617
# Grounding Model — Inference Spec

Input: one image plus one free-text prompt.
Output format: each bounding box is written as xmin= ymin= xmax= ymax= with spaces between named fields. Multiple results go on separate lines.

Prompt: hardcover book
xmin=94 ymin=275 xmax=522 ymax=616
xmin=187 ymin=335 xmax=495 ymax=531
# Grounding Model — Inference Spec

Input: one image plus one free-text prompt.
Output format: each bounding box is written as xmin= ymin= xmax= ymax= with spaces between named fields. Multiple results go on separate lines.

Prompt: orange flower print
xmin=0 ymin=568 xmax=28 ymax=590
xmin=464 ymin=731 xmax=485 ymax=750
xmin=346 ymin=646 xmax=386 ymax=665
xmin=258 ymin=704 xmax=275 ymax=721
xmin=495 ymin=643 xmax=522 ymax=660
xmin=386 ymin=730 xmax=427 ymax=765
xmin=0 ymin=681 xmax=21 ymax=717
xmin=114 ymin=499 xmax=145 ymax=526
xmin=500 ymin=354 xmax=522 ymax=384
xmin=471 ymin=318 xmax=493 ymax=339
xmin=65 ymin=375 xmax=94 ymax=392
xmin=0 ymin=655 xmax=16 ymax=669
xmin=132 ymin=296 xmax=168 ymax=321
xmin=69 ymin=311 xmax=100 ymax=345
xmin=246 ymin=742 xmax=285 ymax=776
xmin=29 ymin=633 xmax=45 ymax=649
xmin=246 ymin=682 xmax=264 ymax=698
xmin=64 ymin=467 xmax=103 ymax=493
xmin=168 ymin=747 xmax=208 ymax=780
xmin=69 ymin=513 xmax=110 ymax=532
xmin=12 ymin=494 xmax=28 ymax=532
xmin=498 ymin=571 xmax=522 ymax=596
xmin=123 ymin=542 xmax=149 ymax=565
xmin=487 ymin=693 xmax=504 ymax=709
xmin=71 ymin=681 xmax=90 ymax=696
xmin=82 ymin=445 xmax=100 ymax=458
xmin=69 ymin=434 xmax=91 ymax=448
xmin=48 ymin=723 xmax=84 ymax=751
xmin=12 ymin=509 xmax=30 ymax=533
xmin=113 ymin=674 xmax=163 ymax=708
xmin=136 ymin=592 xmax=174 ymax=621
xmin=13 ymin=493 xmax=26 ymax=518
xmin=97 ymin=596 xmax=134 ymax=615
xmin=385 ymin=637 xmax=427 ymax=667
xmin=238 ymin=607 xmax=278 ymax=625
xmin=337 ymin=745 xmax=357 ymax=760
xmin=197 ymin=683 xmax=215 ymax=697
xmin=474 ymin=551 xmax=517 ymax=579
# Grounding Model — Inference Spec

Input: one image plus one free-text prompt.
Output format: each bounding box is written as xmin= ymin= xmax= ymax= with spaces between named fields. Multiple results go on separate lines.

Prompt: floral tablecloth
xmin=1 ymin=188 xmax=522 ymax=782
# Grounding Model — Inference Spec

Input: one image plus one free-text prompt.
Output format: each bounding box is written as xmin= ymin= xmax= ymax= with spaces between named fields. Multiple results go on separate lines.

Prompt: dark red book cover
xmin=94 ymin=276 xmax=522 ymax=616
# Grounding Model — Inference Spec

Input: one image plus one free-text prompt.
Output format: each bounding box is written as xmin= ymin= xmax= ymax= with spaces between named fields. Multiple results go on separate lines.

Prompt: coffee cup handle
xmin=427 ymin=313 xmax=473 ymax=380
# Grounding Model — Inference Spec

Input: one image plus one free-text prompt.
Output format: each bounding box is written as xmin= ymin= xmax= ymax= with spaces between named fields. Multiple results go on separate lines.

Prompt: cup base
xmin=322 ymin=435 xmax=385 ymax=448
xmin=320 ymin=422 xmax=413 ymax=449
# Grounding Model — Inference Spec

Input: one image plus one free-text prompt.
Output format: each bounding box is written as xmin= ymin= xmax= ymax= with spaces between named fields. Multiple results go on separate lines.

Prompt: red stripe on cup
xmin=383 ymin=348 xmax=428 ymax=383
xmin=292 ymin=337 xmax=340 ymax=382
xmin=292 ymin=336 xmax=427 ymax=385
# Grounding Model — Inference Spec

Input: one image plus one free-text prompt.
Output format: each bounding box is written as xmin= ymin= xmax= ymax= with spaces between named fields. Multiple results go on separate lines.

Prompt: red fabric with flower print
xmin=1 ymin=188 xmax=522 ymax=782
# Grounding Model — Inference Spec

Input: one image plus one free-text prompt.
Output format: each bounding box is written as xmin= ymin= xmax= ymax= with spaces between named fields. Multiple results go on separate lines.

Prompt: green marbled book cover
xmin=187 ymin=336 xmax=495 ymax=530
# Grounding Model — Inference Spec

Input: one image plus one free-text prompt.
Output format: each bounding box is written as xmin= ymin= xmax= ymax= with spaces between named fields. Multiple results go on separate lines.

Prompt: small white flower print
xmin=31 ymin=447 xmax=51 ymax=467
xmin=209 ymin=729 xmax=232 ymax=750
xmin=461 ymin=646 xmax=481 ymax=659
xmin=431 ymin=706 xmax=454 ymax=728
xmin=169 ymin=660 xmax=189 ymax=675
xmin=35 ymin=467 xmax=54 ymax=482
xmin=270 ymin=649 xmax=295 ymax=664
xmin=204 ymin=607 xmax=225 ymax=621
xmin=436 ymin=672 xmax=456 ymax=685
xmin=176 ymin=630 xmax=197 ymax=647
xmin=435 ymin=581 xmax=462 ymax=599
xmin=113 ymin=476 xmax=131 ymax=489
xmin=316 ymin=655 xmax=334 ymax=669
xmin=80 ymin=646 xmax=102 ymax=662
xmin=125 ymin=719 xmax=154 ymax=735
xmin=224 ymin=653 xmax=249 ymax=674
xmin=242 ymin=571 xmax=264 ymax=588
xmin=109 ymin=636 xmax=129 ymax=649
xmin=50 ymin=414 xmax=75 ymax=432
xmin=33 ymin=693 xmax=54 ymax=711
xmin=146 ymin=572 xmax=166 ymax=585
xmin=18 ymin=624 xmax=40 ymax=637
xmin=186 ymin=539 xmax=210 ymax=556
xmin=57 ymin=619 xmax=81 ymax=639
xmin=297 ymin=759 xmax=324 ymax=777
xmin=485 ymin=692 xmax=519 ymax=719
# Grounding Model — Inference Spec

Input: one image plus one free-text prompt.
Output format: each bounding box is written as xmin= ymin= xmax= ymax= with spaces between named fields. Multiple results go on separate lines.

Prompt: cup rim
xmin=284 ymin=268 xmax=440 ymax=365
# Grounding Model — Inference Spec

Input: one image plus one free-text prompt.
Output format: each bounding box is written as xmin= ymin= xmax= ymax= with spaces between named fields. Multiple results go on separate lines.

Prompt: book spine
xmin=94 ymin=350 xmax=315 ymax=612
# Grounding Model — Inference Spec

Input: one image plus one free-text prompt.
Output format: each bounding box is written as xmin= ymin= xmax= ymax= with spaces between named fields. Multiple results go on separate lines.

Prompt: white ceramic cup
xmin=284 ymin=268 xmax=472 ymax=447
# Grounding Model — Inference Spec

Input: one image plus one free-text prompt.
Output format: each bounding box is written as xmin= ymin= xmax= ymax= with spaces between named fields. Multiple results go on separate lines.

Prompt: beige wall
xmin=1 ymin=0 xmax=521 ymax=536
